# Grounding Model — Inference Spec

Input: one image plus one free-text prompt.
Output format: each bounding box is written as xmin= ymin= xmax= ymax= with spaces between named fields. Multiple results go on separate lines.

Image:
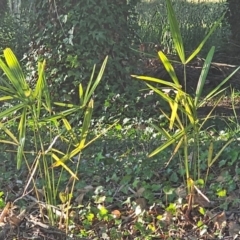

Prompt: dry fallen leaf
xmin=175 ymin=185 xmax=187 ymax=198
xmin=229 ymin=221 xmax=240 ymax=239
xmin=7 ymin=215 xmax=22 ymax=227
xmin=135 ymin=198 xmax=147 ymax=210
xmin=75 ymin=185 xmax=94 ymax=205
xmin=206 ymin=210 xmax=226 ymax=230
xmin=75 ymin=193 xmax=85 ymax=205
xmin=0 ymin=202 xmax=11 ymax=225
xmin=193 ymin=185 xmax=211 ymax=207
xmin=135 ymin=187 xmax=145 ymax=198
xmin=111 ymin=210 xmax=121 ymax=219
xmin=194 ymin=194 xmax=211 ymax=208
xmin=135 ymin=198 xmax=147 ymax=215
xmin=162 ymin=211 xmax=173 ymax=225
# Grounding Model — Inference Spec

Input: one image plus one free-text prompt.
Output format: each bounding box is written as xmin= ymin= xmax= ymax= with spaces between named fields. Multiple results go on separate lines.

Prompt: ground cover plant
xmin=1 ymin=0 xmax=240 ymax=239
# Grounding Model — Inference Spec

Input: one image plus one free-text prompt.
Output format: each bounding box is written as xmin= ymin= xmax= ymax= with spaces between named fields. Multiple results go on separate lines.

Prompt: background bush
xmin=22 ymin=0 xmax=146 ymax=122
xmin=0 ymin=0 xmax=232 ymax=122
xmin=136 ymin=0 xmax=230 ymax=56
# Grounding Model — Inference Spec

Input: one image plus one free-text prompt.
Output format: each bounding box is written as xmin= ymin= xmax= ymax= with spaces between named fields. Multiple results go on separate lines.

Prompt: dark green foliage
xmin=0 ymin=0 xmax=8 ymax=14
xmin=25 ymin=0 xmax=144 ymax=120
xmin=0 ymin=13 xmax=30 ymax=58
xmin=226 ymin=0 xmax=240 ymax=63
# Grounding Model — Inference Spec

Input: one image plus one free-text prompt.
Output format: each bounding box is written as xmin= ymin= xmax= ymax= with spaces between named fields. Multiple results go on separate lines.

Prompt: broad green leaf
xmin=81 ymin=120 xmax=119 ymax=149
xmin=199 ymin=96 xmax=223 ymax=130
xmin=84 ymin=65 xmax=95 ymax=106
xmin=147 ymin=84 xmax=193 ymax=124
xmin=3 ymin=48 xmax=26 ymax=86
xmin=166 ymin=137 xmax=184 ymax=165
xmin=17 ymin=107 xmax=27 ymax=169
xmin=41 ymin=62 xmax=52 ymax=112
xmin=149 ymin=123 xmax=171 ymax=139
xmin=33 ymin=60 xmax=50 ymax=115
xmin=0 ymin=84 xmax=16 ymax=95
xmin=194 ymin=47 xmax=215 ymax=105
xmin=53 ymin=102 xmax=79 ymax=108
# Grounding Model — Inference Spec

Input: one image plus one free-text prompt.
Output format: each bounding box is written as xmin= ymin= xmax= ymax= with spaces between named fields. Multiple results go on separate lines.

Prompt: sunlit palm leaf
xmin=51 ymin=99 xmax=94 ymax=168
xmin=158 ymin=51 xmax=181 ymax=86
xmin=0 ymin=48 xmax=29 ymax=99
xmin=0 ymin=122 xmax=19 ymax=144
xmin=149 ymin=128 xmax=186 ymax=157
xmin=33 ymin=61 xmax=46 ymax=116
xmin=83 ymin=56 xmax=108 ymax=106
xmin=79 ymin=84 xmax=84 ymax=106
xmin=194 ymin=47 xmax=215 ymax=106
xmin=51 ymin=153 xmax=78 ymax=179
xmin=62 ymin=118 xmax=78 ymax=145
xmin=17 ymin=107 xmax=27 ymax=169
xmin=202 ymin=66 xmax=240 ymax=105
xmin=0 ymin=103 xmax=25 ymax=119
xmin=186 ymin=13 xmax=225 ymax=64
xmin=166 ymin=0 xmax=185 ymax=63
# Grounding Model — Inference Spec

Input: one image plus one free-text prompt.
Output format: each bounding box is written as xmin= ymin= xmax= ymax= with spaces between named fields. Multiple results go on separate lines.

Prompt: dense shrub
xmin=24 ymin=0 xmax=146 ymax=120
xmin=137 ymin=0 xmax=230 ymax=56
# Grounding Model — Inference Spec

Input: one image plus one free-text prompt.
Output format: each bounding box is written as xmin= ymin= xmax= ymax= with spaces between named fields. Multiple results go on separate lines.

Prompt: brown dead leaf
xmin=36 ymin=188 xmax=44 ymax=201
xmin=135 ymin=198 xmax=147 ymax=215
xmin=225 ymin=191 xmax=240 ymax=208
xmin=194 ymin=185 xmax=211 ymax=207
xmin=7 ymin=215 xmax=22 ymax=227
xmin=135 ymin=187 xmax=145 ymax=198
xmin=75 ymin=185 xmax=94 ymax=205
xmin=229 ymin=221 xmax=240 ymax=239
xmin=194 ymin=194 xmax=211 ymax=207
xmin=162 ymin=211 xmax=173 ymax=225
xmin=206 ymin=211 xmax=226 ymax=230
xmin=175 ymin=185 xmax=187 ymax=198
xmin=135 ymin=198 xmax=147 ymax=210
xmin=0 ymin=202 xmax=11 ymax=225
xmin=111 ymin=210 xmax=121 ymax=219
xmin=75 ymin=192 xmax=85 ymax=205
xmin=216 ymin=171 xmax=227 ymax=182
